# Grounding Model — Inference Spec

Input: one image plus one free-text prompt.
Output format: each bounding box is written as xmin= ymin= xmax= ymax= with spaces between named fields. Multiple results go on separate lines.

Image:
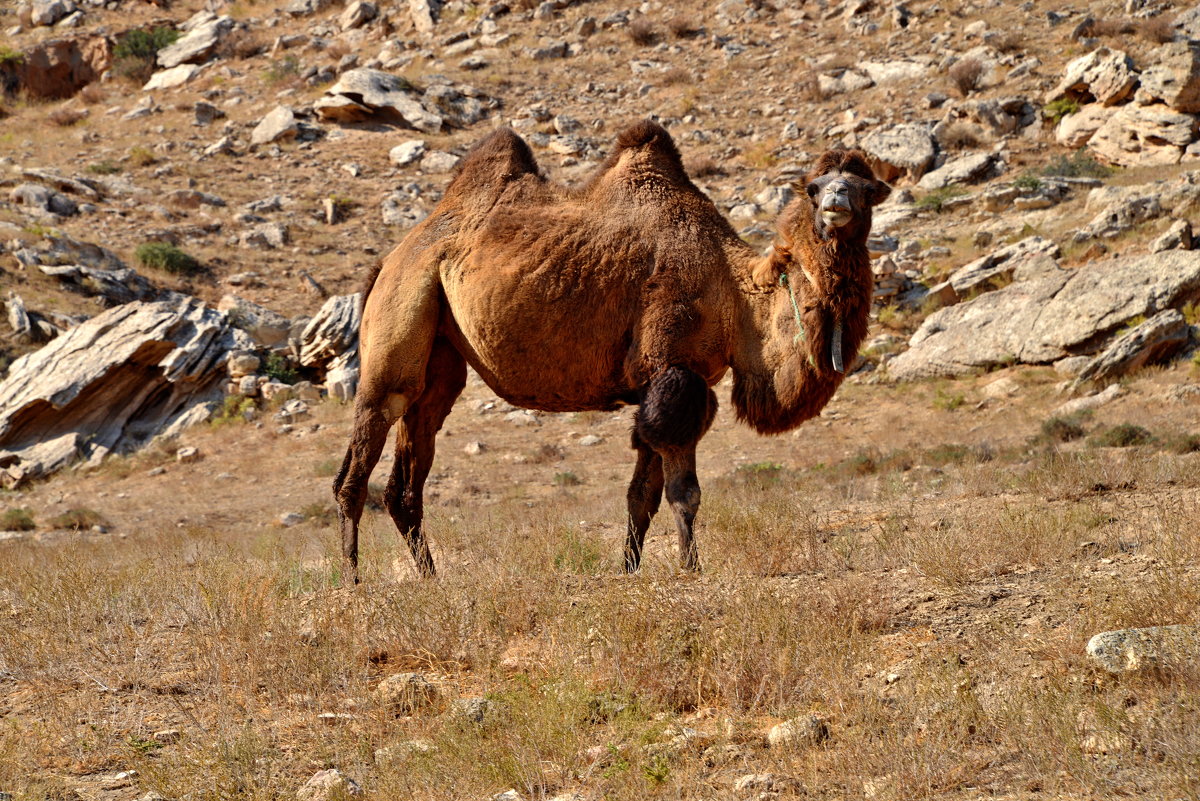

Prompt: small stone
xmin=228 ymin=352 xmax=261 ymax=377
xmin=1081 ymin=731 xmax=1128 ymax=754
xmin=374 ymin=739 xmax=436 ymax=766
xmin=766 ymin=714 xmax=829 ymax=748
xmin=374 ymin=672 xmax=441 ymax=714
xmin=981 ymin=376 xmax=1020 ymax=399
xmin=450 ymin=696 xmax=497 ymax=724
xmin=1086 ymin=625 xmax=1200 ymax=673
xmin=390 ymin=140 xmax=427 ymax=166
xmin=420 ymin=151 xmax=460 ymax=173
xmin=577 ymin=434 xmax=603 ymax=446
xmin=280 ymin=512 xmax=305 ymax=527
xmin=147 ymin=466 xmax=167 ymax=477
xmin=238 ymin=374 xmax=261 ymax=396
xmin=296 ymin=769 xmax=362 ymax=801
xmin=152 ymin=729 xmax=181 ymax=744
xmin=493 ymin=791 xmax=523 ymax=801
xmin=463 ymin=440 xmax=486 ymax=455
xmin=176 ymin=446 xmax=201 ymax=463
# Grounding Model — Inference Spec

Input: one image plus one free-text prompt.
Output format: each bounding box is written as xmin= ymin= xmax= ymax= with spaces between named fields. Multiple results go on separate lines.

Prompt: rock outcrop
xmin=315 ymin=69 xmax=443 ymax=132
xmin=0 ymin=296 xmax=251 ymax=487
xmin=298 ymin=294 xmax=361 ymax=400
xmin=0 ymin=36 xmax=110 ymax=99
xmin=1088 ymin=104 xmax=1199 ymax=167
xmin=1046 ymin=47 xmax=1138 ymax=107
xmin=888 ymin=251 xmax=1200 ymax=380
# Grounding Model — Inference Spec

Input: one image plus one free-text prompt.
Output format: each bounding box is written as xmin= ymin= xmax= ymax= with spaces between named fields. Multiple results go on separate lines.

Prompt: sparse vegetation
xmin=47 ymin=108 xmax=87 ymax=127
xmin=915 ymin=185 xmax=968 ymax=213
xmin=1041 ymin=97 xmax=1080 ymax=125
xmin=1012 ymin=173 xmax=1042 ymax=192
xmin=86 ymin=160 xmax=121 ymax=175
xmin=128 ymin=146 xmax=157 ymax=167
xmin=1090 ymin=423 xmax=1154 ymax=448
xmin=0 ymin=45 xmax=25 ymax=65
xmin=948 ymin=57 xmax=985 ymax=96
xmin=263 ymin=352 xmax=299 ymax=384
xmin=48 ymin=507 xmax=108 ymax=531
xmin=932 ymin=387 xmax=965 ymax=411
xmin=627 ymin=18 xmax=658 ymax=46
xmin=684 ymin=156 xmax=723 ymax=178
xmin=939 ymin=121 xmax=982 ymax=150
xmin=112 ymin=27 xmax=180 ymax=83
xmin=1042 ymin=149 xmax=1113 ymax=179
xmin=1 ymin=507 xmax=35 ymax=531
xmin=263 ymin=55 xmax=302 ymax=85
xmin=666 ymin=15 xmax=701 ymax=38
xmin=135 ymin=242 xmax=200 ymax=275
xmin=1139 ymin=14 xmax=1176 ymax=44
xmin=1039 ymin=414 xmax=1088 ymax=443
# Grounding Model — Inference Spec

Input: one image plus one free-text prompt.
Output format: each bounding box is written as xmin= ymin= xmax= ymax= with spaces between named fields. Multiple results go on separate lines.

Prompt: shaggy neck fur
xmin=729 ymin=190 xmax=874 ymax=435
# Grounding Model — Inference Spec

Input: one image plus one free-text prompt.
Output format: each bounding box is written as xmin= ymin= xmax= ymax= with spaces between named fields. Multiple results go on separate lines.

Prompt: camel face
xmin=805 ymin=170 xmax=888 ymax=239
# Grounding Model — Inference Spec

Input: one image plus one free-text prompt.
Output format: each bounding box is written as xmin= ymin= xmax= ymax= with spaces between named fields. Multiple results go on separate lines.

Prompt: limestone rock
xmin=0 ymin=36 xmax=110 ymax=99
xmin=1150 ymin=219 xmax=1192 ymax=253
xmin=1052 ymin=383 xmax=1121 ymax=417
xmin=339 ymin=0 xmax=376 ymax=30
xmin=817 ymin=69 xmax=874 ymax=96
xmin=389 ymin=139 xmax=426 ymax=166
xmin=859 ymin=123 xmax=936 ymax=183
xmin=1072 ymin=309 xmax=1190 ymax=387
xmin=0 ymin=297 xmax=251 ymax=487
xmin=31 ymin=0 xmax=74 ymax=26
xmin=10 ymin=184 xmax=77 ymax=218
xmin=947 ymin=236 xmax=1060 ymax=299
xmin=766 ymin=715 xmax=829 ymax=749
xmin=374 ymin=672 xmax=440 ymax=714
xmin=157 ymin=16 xmax=234 ymax=68
xmin=1138 ymin=41 xmax=1200 ymax=113
xmin=250 ymin=105 xmax=299 ymax=146
xmin=218 ymin=295 xmax=291 ymax=348
xmin=1088 ymin=104 xmax=1198 ymax=167
xmin=420 ymin=151 xmax=460 ymax=173
xmin=143 ymin=63 xmax=200 ymax=91
xmin=410 ymin=0 xmax=439 ymax=33
xmin=299 ymin=294 xmax=360 ymax=368
xmin=1087 ymin=625 xmax=1200 ymax=673
xmin=40 ymin=264 xmax=155 ymax=306
xmin=860 ymin=59 xmax=928 ymax=85
xmin=296 ymin=769 xmax=362 ymax=801
xmin=1046 ymin=47 xmax=1138 ymax=107
xmin=915 ymin=151 xmax=1000 ymax=191
xmin=1076 ymin=194 xmax=1162 ymax=240
xmin=888 ymin=251 xmax=1200 ymax=380
xmin=422 ymin=83 xmax=488 ymax=127
xmin=1055 ymin=105 xmax=1115 ymax=148
xmin=316 ymin=69 xmax=442 ymax=133
xmin=286 ymin=0 xmax=333 ymax=16
xmin=241 ymin=222 xmax=289 ymax=249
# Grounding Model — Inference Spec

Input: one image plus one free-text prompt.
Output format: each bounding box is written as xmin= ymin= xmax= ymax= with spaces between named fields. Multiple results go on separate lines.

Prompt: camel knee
xmin=666 ymin=472 xmax=701 ymax=517
xmin=637 ymin=366 xmax=713 ymax=450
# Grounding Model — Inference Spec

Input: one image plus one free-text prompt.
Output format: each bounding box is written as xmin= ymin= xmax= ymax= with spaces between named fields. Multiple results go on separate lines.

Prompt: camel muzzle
xmin=820 ymin=183 xmax=853 ymax=228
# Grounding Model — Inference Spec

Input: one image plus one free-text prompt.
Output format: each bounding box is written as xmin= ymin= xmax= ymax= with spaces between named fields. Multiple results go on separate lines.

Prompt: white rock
xmin=1046 ymin=47 xmax=1138 ymax=107
xmin=143 ymin=63 xmax=201 ymax=91
xmin=1055 ymin=105 xmax=1115 ymax=148
xmin=280 ymin=512 xmax=305 ymax=527
xmin=766 ymin=715 xmax=829 ymax=748
xmin=296 ymin=769 xmax=362 ymax=801
xmin=251 ymin=106 xmax=300 ymax=146
xmin=176 ymin=446 xmax=201 ymax=463
xmin=421 ymin=151 xmax=460 ymax=173
xmin=157 ymin=16 xmax=234 ymax=68
xmin=374 ymin=672 xmax=440 ymax=714
xmin=1086 ymin=625 xmax=1200 ymax=673
xmin=389 ymin=139 xmax=426 ymax=166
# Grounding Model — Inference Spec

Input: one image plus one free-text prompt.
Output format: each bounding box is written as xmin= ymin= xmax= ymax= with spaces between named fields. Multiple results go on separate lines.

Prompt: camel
xmin=333 ymin=120 xmax=890 ymax=580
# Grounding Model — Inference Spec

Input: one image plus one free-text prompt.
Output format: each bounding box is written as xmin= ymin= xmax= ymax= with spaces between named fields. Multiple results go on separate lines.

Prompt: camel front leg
xmin=662 ymin=449 xmax=702 ymax=572
xmin=624 ymin=431 xmax=664 ymax=573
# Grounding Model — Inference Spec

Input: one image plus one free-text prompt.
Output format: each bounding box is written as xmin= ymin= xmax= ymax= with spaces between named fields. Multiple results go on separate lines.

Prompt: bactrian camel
xmin=334 ymin=120 xmax=891 ymax=579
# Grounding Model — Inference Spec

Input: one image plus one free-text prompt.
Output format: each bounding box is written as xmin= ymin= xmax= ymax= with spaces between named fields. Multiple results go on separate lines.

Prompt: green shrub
xmin=1042 ymin=149 xmax=1113 ymax=179
xmin=1090 ymin=423 xmax=1153 ymax=448
xmin=112 ymin=27 xmax=180 ymax=83
xmin=1163 ymin=432 xmax=1200 ymax=454
xmin=915 ymin=185 xmax=968 ymax=213
xmin=1041 ymin=98 xmax=1079 ymax=125
xmin=1012 ymin=173 xmax=1042 ymax=192
xmin=86 ymin=160 xmax=121 ymax=175
xmin=1040 ymin=415 xmax=1087 ymax=443
xmin=1 ymin=507 xmax=35 ymax=531
xmin=263 ymin=352 xmax=299 ymax=384
xmin=135 ymin=242 xmax=200 ymax=275
xmin=49 ymin=508 xmax=109 ymax=531
xmin=0 ymin=45 xmax=25 ymax=65
xmin=932 ymin=388 xmax=965 ymax=411
xmin=263 ymin=55 xmax=301 ymax=84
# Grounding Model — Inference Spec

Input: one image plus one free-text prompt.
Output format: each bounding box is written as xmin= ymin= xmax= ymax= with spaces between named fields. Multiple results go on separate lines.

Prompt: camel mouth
xmin=821 ymin=208 xmax=852 ymax=228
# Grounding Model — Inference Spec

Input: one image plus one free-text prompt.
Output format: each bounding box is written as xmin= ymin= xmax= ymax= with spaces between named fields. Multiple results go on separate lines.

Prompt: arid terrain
xmin=2 ymin=0 xmax=1200 ymax=798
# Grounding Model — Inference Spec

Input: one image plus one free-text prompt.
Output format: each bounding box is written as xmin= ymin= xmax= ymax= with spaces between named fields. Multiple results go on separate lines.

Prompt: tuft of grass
xmin=1 ymin=507 xmax=36 ymax=532
xmin=627 ymin=18 xmax=659 ymax=46
xmin=1039 ymin=414 xmax=1088 ymax=443
xmin=86 ymin=160 xmax=121 ymax=175
xmin=948 ymin=57 xmax=984 ymax=96
xmin=128 ymin=146 xmax=156 ymax=167
xmin=1139 ymin=14 xmax=1176 ymax=43
xmin=991 ymin=30 xmax=1024 ymax=53
xmin=552 ymin=470 xmax=582 ymax=487
xmin=1090 ymin=423 xmax=1154 ymax=448
xmin=0 ymin=45 xmax=26 ymax=65
xmin=939 ymin=121 xmax=982 ymax=151
xmin=1012 ymin=173 xmax=1043 ymax=193
xmin=1042 ymin=149 xmax=1113 ymax=179
xmin=135 ymin=242 xmax=200 ymax=275
xmin=1162 ymin=432 xmax=1200 ymax=454
xmin=915 ymin=185 xmax=968 ymax=213
xmin=932 ymin=388 xmax=965 ymax=412
xmin=263 ymin=55 xmax=301 ymax=85
xmin=667 ymin=16 xmax=701 ymax=38
xmin=47 ymin=108 xmax=87 ymax=127
xmin=48 ymin=508 xmax=108 ymax=531
xmin=685 ymin=156 xmax=723 ymax=178
xmin=1180 ymin=301 xmax=1199 ymax=326
xmin=1041 ymin=97 xmax=1080 ymax=125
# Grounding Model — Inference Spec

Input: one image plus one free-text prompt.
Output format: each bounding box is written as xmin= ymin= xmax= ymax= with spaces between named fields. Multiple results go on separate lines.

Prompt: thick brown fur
xmin=334 ymin=123 xmax=890 ymax=578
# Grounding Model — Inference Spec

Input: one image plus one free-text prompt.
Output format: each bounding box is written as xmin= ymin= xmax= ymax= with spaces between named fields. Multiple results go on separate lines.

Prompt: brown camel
xmin=334 ymin=120 xmax=890 ymax=579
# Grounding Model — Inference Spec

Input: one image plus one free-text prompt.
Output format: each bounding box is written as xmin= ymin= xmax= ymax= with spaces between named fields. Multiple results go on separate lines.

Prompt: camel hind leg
xmin=383 ymin=337 xmax=466 ymax=578
xmin=333 ymin=403 xmax=393 ymax=584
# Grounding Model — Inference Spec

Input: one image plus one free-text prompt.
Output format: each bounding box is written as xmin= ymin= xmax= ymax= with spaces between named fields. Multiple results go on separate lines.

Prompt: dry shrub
xmin=940 ymin=121 xmax=983 ymax=150
xmin=1088 ymin=17 xmax=1136 ymax=37
xmin=627 ymin=18 xmax=659 ymax=46
xmin=685 ymin=156 xmax=724 ymax=178
xmin=798 ymin=69 xmax=827 ymax=103
xmin=948 ymin=57 xmax=984 ymax=97
xmin=324 ymin=40 xmax=351 ymax=61
xmin=667 ymin=15 xmax=701 ymax=38
xmin=660 ymin=66 xmax=692 ymax=86
xmin=1140 ymin=14 xmax=1176 ymax=44
xmin=216 ymin=28 xmax=265 ymax=60
xmin=990 ymin=30 xmax=1024 ymax=53
xmin=47 ymin=107 xmax=87 ymax=126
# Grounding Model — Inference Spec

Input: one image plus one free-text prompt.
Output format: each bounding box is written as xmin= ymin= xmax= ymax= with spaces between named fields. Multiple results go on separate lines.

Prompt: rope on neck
xmin=779 ymin=272 xmax=805 ymax=344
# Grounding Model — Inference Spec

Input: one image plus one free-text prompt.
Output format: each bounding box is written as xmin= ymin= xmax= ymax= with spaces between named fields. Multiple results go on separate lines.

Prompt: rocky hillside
xmin=2 ymin=0 xmax=1200 ymax=481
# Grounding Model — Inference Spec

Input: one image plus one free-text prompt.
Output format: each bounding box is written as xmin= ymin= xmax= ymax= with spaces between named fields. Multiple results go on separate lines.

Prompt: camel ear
xmin=870 ymin=180 xmax=892 ymax=207
xmin=805 ymin=181 xmax=820 ymax=200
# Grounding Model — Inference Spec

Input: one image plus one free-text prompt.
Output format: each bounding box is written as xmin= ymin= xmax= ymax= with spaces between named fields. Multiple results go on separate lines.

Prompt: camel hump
xmin=448 ymin=127 xmax=540 ymax=194
xmin=609 ymin=119 xmax=687 ymax=179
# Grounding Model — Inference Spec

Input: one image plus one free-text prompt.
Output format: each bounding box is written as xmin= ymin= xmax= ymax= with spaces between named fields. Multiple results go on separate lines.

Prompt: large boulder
xmin=1071 ymin=309 xmax=1190 ymax=388
xmin=859 ymin=124 xmax=936 ymax=183
xmin=946 ymin=236 xmax=1060 ymax=299
xmin=315 ymin=69 xmax=443 ymax=132
xmin=0 ymin=36 xmax=110 ymax=99
xmin=1137 ymin=41 xmax=1200 ymax=113
xmin=0 ymin=297 xmax=251 ymax=487
xmin=218 ymin=294 xmax=291 ymax=348
xmin=1055 ymin=105 xmax=1116 ymax=148
xmin=1088 ymin=104 xmax=1199 ymax=167
xmin=250 ymin=105 xmax=299 ymax=146
xmin=299 ymin=294 xmax=361 ymax=400
xmin=915 ymin=151 xmax=1001 ymax=191
xmin=1045 ymin=47 xmax=1138 ymax=107
xmin=888 ymin=251 xmax=1200 ymax=380
xmin=156 ymin=16 xmax=234 ymax=68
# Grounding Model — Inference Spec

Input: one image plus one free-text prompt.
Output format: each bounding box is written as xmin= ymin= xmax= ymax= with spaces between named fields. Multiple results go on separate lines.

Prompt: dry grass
xmin=948 ymin=58 xmax=985 ymax=97
xmin=627 ymin=19 xmax=659 ymax=47
xmin=46 ymin=107 xmax=88 ymax=126
xmin=3 ymin=419 xmax=1199 ymax=799
xmin=939 ymin=121 xmax=984 ymax=150
xmin=1139 ymin=14 xmax=1176 ymax=44
xmin=666 ymin=15 xmax=701 ymax=39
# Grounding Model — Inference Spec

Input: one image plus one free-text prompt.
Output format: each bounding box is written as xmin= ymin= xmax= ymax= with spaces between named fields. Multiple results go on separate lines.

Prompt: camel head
xmin=803 ymin=149 xmax=891 ymax=241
